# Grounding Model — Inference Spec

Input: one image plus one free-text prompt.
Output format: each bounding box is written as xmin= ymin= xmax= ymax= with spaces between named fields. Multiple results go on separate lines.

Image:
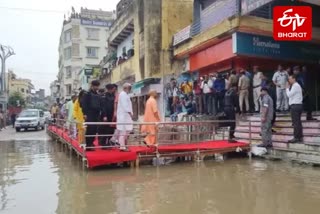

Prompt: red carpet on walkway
xmin=48 ymin=126 xmax=249 ymax=168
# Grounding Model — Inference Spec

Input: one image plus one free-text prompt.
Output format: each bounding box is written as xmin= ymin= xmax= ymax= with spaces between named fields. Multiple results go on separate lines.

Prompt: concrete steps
xmin=239 ymin=120 xmax=320 ymax=128
xmin=237 ymin=113 xmax=320 ymax=164
xmin=236 ymin=126 xmax=320 ymax=135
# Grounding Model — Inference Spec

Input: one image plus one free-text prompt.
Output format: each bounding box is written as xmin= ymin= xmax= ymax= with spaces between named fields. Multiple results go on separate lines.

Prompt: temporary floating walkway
xmin=47 ymin=125 xmax=250 ymax=169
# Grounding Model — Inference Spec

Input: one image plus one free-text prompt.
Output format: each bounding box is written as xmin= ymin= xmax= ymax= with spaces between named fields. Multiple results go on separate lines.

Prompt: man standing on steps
xmin=259 ymin=87 xmax=274 ymax=148
xmin=286 ymin=74 xmax=304 ymax=143
xmin=272 ymin=65 xmax=288 ymax=112
xmin=238 ymin=69 xmax=250 ymax=115
xmin=252 ymin=66 xmax=262 ymax=113
xmin=224 ymin=83 xmax=238 ymax=143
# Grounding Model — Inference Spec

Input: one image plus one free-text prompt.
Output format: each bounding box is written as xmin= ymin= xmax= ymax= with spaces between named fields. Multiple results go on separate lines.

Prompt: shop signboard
xmin=81 ymin=18 xmax=113 ymax=27
xmin=84 ymin=68 xmax=93 ymax=76
xmin=241 ymin=0 xmax=274 ymax=15
xmin=232 ymin=32 xmax=320 ymax=63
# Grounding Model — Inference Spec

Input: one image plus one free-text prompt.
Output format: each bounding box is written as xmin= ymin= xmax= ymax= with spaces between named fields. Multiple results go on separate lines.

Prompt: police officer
xmin=224 ymin=83 xmax=238 ymax=143
xmin=81 ymin=80 xmax=101 ymax=151
xmin=259 ymin=87 xmax=274 ymax=148
xmin=99 ymin=84 xmax=116 ymax=148
xmin=272 ymin=65 xmax=288 ymax=112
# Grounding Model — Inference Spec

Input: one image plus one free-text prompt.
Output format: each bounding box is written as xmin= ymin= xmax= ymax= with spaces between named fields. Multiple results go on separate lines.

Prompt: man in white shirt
xmin=201 ymin=75 xmax=216 ymax=115
xmin=272 ymin=65 xmax=289 ymax=112
xmin=286 ymin=74 xmax=303 ymax=143
xmin=117 ymin=83 xmax=133 ymax=151
xmin=252 ymin=66 xmax=262 ymax=112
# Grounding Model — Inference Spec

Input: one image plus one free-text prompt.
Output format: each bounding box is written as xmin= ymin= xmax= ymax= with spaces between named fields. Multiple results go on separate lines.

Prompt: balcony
xmin=173 ymin=0 xmax=239 ymax=47
xmin=111 ymin=56 xmax=136 ymax=84
xmin=109 ymin=3 xmax=134 ymax=47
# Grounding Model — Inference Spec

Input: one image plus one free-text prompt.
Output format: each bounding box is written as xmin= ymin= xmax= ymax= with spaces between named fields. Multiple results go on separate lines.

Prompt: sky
xmin=0 ymin=0 xmax=119 ymax=95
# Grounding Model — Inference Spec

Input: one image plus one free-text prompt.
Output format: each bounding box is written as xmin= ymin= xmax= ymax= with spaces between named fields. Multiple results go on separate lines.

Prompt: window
xmin=64 ymin=30 xmax=71 ymax=43
xmin=66 ymin=66 xmax=72 ymax=79
xmin=122 ymin=47 xmax=127 ymax=55
xmin=87 ymin=28 xmax=100 ymax=40
xmin=86 ymin=47 xmax=98 ymax=58
xmin=66 ymin=84 xmax=72 ymax=96
xmin=21 ymin=88 xmax=25 ymax=93
xmin=64 ymin=47 xmax=72 ymax=60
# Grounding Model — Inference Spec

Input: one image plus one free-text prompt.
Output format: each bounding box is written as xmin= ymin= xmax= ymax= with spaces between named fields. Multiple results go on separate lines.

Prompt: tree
xmin=9 ymin=92 xmax=26 ymax=107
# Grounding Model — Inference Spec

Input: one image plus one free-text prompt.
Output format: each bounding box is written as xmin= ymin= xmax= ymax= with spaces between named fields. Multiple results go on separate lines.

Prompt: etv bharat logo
xmin=273 ymin=6 xmax=312 ymax=41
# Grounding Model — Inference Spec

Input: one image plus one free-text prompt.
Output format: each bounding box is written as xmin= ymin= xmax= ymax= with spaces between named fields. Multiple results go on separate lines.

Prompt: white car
xmin=43 ymin=111 xmax=51 ymax=124
xmin=15 ymin=109 xmax=46 ymax=132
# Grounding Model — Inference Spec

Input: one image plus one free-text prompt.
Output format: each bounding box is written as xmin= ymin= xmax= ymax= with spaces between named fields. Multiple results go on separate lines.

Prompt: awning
xmin=132 ymin=78 xmax=161 ymax=91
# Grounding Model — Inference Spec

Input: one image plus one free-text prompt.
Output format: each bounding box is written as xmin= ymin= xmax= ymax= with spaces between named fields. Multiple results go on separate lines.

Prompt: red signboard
xmin=190 ymin=38 xmax=234 ymax=71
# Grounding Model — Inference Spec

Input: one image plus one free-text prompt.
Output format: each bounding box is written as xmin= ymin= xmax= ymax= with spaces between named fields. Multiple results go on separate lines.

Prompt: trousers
xmin=85 ymin=113 xmax=99 ymax=147
xmin=253 ymin=86 xmax=261 ymax=112
xmin=239 ymin=89 xmax=249 ymax=112
xmin=276 ymin=88 xmax=288 ymax=111
xmin=261 ymin=120 xmax=272 ymax=146
xmin=118 ymin=130 xmax=130 ymax=150
xmin=290 ymin=104 xmax=303 ymax=140
xmin=224 ymin=107 xmax=236 ymax=139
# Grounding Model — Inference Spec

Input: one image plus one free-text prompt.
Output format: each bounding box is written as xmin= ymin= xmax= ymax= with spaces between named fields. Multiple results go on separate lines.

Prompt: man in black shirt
xmin=81 ymin=80 xmax=101 ymax=151
xmin=224 ymin=83 xmax=238 ymax=142
xmin=99 ymin=84 xmax=117 ymax=148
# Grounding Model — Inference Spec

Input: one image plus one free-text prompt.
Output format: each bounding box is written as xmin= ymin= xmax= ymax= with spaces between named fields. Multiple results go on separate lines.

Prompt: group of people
xmin=51 ymin=80 xmax=161 ymax=152
xmin=225 ymin=64 xmax=315 ymax=147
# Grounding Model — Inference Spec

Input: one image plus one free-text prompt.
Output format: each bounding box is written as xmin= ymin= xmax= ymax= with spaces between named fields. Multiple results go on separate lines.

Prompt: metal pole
xmin=0 ymin=44 xmax=15 ymax=112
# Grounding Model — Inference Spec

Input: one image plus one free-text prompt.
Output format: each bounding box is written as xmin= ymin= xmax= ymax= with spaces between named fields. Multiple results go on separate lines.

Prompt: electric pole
xmin=0 ymin=44 xmax=15 ymax=111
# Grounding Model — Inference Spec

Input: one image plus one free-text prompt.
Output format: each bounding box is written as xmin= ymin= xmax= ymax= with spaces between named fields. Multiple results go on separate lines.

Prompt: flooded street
xmin=1 ymin=129 xmax=320 ymax=214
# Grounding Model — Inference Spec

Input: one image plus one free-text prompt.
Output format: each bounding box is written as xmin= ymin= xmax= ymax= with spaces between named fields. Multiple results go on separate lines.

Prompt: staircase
xmin=235 ymin=113 xmax=320 ymax=165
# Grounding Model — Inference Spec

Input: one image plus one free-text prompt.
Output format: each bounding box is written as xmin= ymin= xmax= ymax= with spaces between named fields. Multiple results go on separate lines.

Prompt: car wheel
xmin=37 ymin=123 xmax=41 ymax=131
xmin=16 ymin=128 xmax=21 ymax=132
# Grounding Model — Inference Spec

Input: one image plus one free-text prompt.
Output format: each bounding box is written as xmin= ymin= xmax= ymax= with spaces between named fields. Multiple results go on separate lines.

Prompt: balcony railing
xmin=173 ymin=25 xmax=191 ymax=46
xmin=173 ymin=0 xmax=239 ymax=46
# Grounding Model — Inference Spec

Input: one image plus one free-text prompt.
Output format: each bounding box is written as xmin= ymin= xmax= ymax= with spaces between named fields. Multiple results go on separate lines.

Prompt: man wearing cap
xmin=82 ymin=80 xmax=101 ymax=151
xmin=99 ymin=84 xmax=116 ymax=148
xmin=259 ymin=87 xmax=274 ymax=148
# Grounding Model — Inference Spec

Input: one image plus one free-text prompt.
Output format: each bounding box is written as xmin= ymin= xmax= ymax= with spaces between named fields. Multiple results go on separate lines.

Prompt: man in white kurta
xmin=116 ymin=83 xmax=133 ymax=151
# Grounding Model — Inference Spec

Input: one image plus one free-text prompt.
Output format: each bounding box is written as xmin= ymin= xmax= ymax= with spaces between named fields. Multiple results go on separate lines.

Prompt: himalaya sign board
xmin=232 ymin=32 xmax=320 ymax=63
xmin=81 ymin=19 xmax=112 ymax=27
xmin=241 ymin=0 xmax=274 ymax=15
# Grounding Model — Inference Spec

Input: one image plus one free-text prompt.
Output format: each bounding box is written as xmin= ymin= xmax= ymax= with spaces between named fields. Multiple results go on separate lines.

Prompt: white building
xmin=57 ymin=8 xmax=114 ymax=99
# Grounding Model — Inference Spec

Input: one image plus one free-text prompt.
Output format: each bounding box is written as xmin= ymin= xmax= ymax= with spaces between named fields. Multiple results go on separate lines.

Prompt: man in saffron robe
xmin=141 ymin=90 xmax=161 ymax=146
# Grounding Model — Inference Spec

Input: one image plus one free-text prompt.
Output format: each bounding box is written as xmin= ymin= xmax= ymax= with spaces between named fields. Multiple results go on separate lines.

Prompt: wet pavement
xmin=1 ymin=127 xmax=320 ymax=214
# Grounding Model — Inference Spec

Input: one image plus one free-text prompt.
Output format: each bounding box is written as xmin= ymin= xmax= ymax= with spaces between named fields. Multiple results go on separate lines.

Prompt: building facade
xmin=7 ymin=70 xmax=34 ymax=104
xmin=173 ymin=0 xmax=320 ymax=110
xmin=99 ymin=0 xmax=194 ymax=118
xmin=57 ymin=8 xmax=115 ymax=100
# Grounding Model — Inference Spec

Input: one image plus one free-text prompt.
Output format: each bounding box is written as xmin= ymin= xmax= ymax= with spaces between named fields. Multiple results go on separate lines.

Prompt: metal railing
xmin=49 ymin=118 xmax=253 ymax=153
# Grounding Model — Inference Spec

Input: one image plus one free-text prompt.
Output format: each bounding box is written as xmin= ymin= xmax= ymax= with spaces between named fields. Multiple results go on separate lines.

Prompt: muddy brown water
xmin=1 ymin=136 xmax=320 ymax=214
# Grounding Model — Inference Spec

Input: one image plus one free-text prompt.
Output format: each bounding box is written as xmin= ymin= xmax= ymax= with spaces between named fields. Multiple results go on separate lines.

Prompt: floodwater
xmin=1 ymin=136 xmax=320 ymax=214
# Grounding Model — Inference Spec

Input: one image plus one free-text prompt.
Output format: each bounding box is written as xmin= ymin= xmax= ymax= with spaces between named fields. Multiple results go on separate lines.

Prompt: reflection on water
xmin=1 ymin=139 xmax=320 ymax=214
